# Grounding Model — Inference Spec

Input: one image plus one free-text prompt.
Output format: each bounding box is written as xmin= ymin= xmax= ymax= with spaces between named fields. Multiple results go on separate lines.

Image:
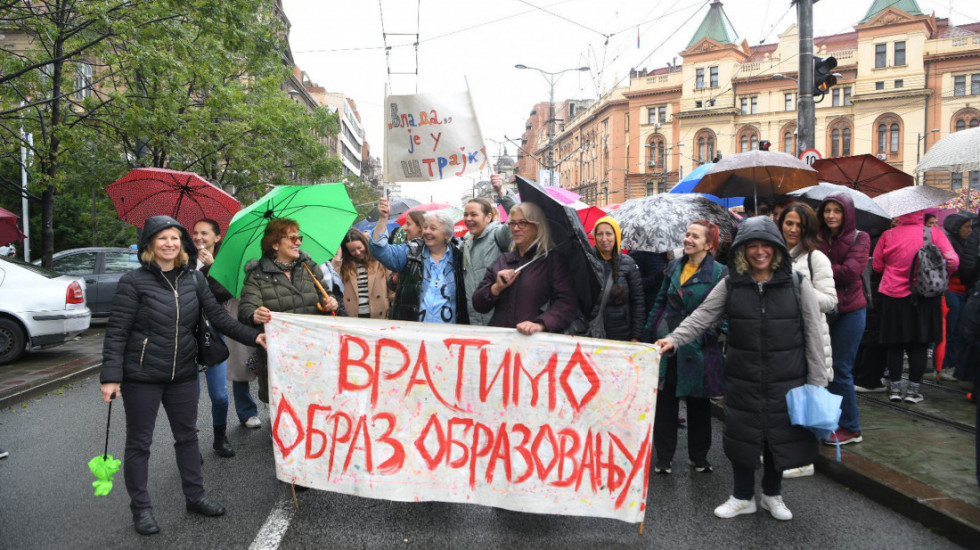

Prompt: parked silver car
xmin=0 ymin=256 xmax=92 ymax=364
xmin=47 ymin=247 xmax=140 ymax=318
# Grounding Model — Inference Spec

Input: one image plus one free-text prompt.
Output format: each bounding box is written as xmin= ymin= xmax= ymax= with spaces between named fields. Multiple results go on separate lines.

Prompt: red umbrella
xmin=393 ymin=203 xmax=456 ymax=225
xmin=106 ymin=168 xmax=241 ymax=233
xmin=453 ymin=219 xmax=468 ymax=238
xmin=0 ymin=207 xmax=27 ymax=247
xmin=812 ymin=154 xmax=912 ymax=198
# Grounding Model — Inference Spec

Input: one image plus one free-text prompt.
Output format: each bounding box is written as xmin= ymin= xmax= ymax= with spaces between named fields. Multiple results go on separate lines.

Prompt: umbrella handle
xmin=104 ymin=392 xmax=115 ymax=460
xmin=301 ymin=263 xmax=334 ymax=315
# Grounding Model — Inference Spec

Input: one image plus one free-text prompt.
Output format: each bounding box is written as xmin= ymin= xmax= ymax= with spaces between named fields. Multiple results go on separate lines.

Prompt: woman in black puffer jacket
xmin=100 ymin=215 xmax=265 ymax=536
xmin=590 ymin=216 xmax=645 ymax=341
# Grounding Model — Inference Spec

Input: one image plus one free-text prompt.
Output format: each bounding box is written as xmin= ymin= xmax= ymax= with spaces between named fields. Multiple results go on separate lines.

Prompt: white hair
xmin=425 ymin=209 xmax=456 ymax=243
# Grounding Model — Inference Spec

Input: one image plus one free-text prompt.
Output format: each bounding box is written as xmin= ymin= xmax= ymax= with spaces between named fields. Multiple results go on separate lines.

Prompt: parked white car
xmin=0 ymin=256 xmax=92 ymax=364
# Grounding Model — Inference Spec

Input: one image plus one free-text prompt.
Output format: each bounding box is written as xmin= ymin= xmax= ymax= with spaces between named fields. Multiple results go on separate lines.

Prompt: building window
xmin=646 ymin=182 xmax=655 ymax=195
xmin=659 ymin=106 xmax=667 ymax=123
xmin=952 ymin=173 xmax=963 ymax=190
xmin=957 ymin=119 xmax=966 ymax=132
xmin=877 ymin=124 xmax=887 ymax=153
xmin=696 ymin=132 xmax=715 ymax=164
xmin=890 ymin=123 xmax=900 ymax=153
xmin=784 ymin=132 xmax=793 ymax=153
xmin=832 ymin=89 xmax=840 ymax=106
xmin=648 ymin=137 xmax=665 ymax=168
xmin=875 ymin=81 xmax=885 ymax=90
xmin=751 ymin=97 xmax=758 ymax=114
xmin=843 ymin=127 xmax=851 ymax=156
xmin=740 ymin=98 xmax=748 ymax=115
xmin=740 ymin=135 xmax=749 ymax=152
xmin=894 ymin=41 xmax=906 ymax=66
xmin=785 ymin=93 xmax=794 ymax=111
xmin=695 ymin=100 xmax=702 ymax=108
xmin=75 ymin=62 xmax=93 ymax=100
xmin=973 ymin=74 xmax=980 ymax=95
xmin=875 ymin=43 xmax=886 ymax=68
xmin=831 ymin=129 xmax=840 ymax=157
xmin=895 ymin=79 xmax=904 ymax=88
xmin=648 ymin=107 xmax=656 ymax=124
xmin=751 ymin=135 xmax=759 ymax=150
xmin=696 ymin=68 xmax=705 ymax=89
xmin=843 ymin=87 xmax=852 ymax=105
xmin=710 ymin=66 xmax=719 ymax=88
xmin=955 ymin=75 xmax=966 ymax=96
xmin=972 ymin=171 xmax=980 ymax=189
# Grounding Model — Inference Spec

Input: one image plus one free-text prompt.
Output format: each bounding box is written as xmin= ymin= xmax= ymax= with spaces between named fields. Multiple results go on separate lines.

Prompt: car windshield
xmin=0 ymin=256 xmax=61 ymax=279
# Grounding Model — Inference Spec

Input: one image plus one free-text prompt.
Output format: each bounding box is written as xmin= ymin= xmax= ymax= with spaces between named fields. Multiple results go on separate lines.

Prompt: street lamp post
xmin=916 ymin=129 xmax=940 ymax=185
xmin=515 ymin=64 xmax=589 ymax=186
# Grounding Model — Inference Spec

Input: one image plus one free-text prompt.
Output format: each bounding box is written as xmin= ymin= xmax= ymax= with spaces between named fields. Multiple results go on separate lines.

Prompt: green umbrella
xmin=210 ymin=184 xmax=357 ymax=297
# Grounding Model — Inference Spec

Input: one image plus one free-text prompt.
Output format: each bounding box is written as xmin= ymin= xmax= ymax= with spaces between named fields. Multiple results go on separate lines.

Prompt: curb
xmin=0 ymin=360 xmax=102 ymax=409
xmin=709 ymin=401 xmax=978 ymax=546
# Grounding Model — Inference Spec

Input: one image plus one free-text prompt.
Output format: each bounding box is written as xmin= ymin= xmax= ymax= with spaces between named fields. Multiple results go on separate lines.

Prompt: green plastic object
xmin=89 ymin=455 xmax=121 ymax=497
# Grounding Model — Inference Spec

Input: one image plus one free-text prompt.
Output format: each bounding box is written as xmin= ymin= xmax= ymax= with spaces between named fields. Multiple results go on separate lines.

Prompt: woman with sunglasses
xmin=645 ymin=220 xmax=727 ymax=475
xmin=370 ymin=197 xmax=469 ymax=324
xmin=239 ymin=218 xmax=343 ymax=404
xmin=472 ymin=202 xmax=578 ymax=335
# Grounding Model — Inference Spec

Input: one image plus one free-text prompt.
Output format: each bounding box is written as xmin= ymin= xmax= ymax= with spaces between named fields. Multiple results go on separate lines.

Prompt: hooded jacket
xmin=872 ymin=210 xmax=959 ymax=298
xmin=101 ymin=215 xmax=260 ymax=385
xmin=462 ymin=220 xmax=513 ymax=326
xmin=238 ymin=250 xmax=344 ymax=325
xmin=943 ymin=213 xmax=978 ymax=294
xmin=664 ymin=216 xmax=828 ymax=471
xmin=590 ymin=217 xmax=645 ymax=341
xmin=816 ymin=192 xmax=871 ymax=313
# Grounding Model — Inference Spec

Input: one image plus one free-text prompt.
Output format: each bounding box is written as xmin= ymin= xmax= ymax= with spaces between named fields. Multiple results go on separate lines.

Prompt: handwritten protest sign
xmin=265 ymin=313 xmax=659 ymax=523
xmin=384 ymin=92 xmax=486 ymax=183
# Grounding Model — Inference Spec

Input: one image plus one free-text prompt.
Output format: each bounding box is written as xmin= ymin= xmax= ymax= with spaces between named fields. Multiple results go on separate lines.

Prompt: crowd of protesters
xmin=98 ymin=175 xmax=980 ymax=535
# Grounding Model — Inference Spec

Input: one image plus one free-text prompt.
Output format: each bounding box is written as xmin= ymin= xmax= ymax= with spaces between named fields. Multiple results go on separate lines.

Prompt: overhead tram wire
xmin=378 ymin=0 xmax=392 ymax=92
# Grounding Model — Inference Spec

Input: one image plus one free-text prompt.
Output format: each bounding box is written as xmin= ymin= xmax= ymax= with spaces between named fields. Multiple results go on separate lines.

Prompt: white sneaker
xmin=244 ymin=416 xmax=261 ymax=429
xmin=714 ymin=495 xmax=757 ymax=518
xmin=760 ymin=494 xmax=793 ymax=520
xmin=782 ymin=464 xmax=815 ymax=478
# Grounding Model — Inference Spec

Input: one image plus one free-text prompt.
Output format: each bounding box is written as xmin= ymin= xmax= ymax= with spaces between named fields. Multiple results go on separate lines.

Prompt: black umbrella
xmin=515 ymin=176 xmax=602 ymax=315
xmin=366 ymin=198 xmax=421 ymax=222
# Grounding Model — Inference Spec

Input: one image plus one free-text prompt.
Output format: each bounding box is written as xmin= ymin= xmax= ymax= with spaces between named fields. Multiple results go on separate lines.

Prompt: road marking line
xmin=249 ymin=497 xmax=294 ymax=550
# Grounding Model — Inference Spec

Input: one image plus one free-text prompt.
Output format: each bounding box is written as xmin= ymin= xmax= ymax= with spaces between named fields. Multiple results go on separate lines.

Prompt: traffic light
xmin=759 ymin=140 xmax=771 ymax=151
xmin=814 ymin=56 xmax=838 ymax=97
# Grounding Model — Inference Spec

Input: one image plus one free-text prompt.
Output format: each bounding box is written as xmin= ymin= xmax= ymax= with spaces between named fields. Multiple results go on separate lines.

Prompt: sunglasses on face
xmin=283 ymin=234 xmax=303 ymax=244
xmin=506 ymin=220 xmax=537 ymax=229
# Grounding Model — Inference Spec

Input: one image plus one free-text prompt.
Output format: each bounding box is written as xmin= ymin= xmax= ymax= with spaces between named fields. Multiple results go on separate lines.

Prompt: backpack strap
xmin=807 ymin=250 xmax=814 ymax=281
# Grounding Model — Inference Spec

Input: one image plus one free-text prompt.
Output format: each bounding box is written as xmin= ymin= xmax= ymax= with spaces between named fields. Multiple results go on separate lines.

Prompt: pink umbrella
xmin=516 ymin=186 xmax=582 ymax=205
xmin=0 ymin=207 xmax=27 ymax=247
xmin=394 ymin=203 xmax=454 ymax=225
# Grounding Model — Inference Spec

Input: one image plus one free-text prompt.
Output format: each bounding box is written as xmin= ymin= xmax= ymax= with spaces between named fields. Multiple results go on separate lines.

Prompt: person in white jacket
xmin=779 ymin=202 xmax=837 ymax=478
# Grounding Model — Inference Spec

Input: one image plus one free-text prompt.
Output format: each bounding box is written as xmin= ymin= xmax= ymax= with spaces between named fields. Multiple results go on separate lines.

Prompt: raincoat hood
xmin=817 ymin=191 xmax=857 ymax=239
xmin=592 ymin=216 xmax=621 ymax=260
xmin=944 ymin=213 xmax=971 ymax=243
xmin=895 ymin=210 xmax=925 ymax=227
xmin=137 ymin=215 xmax=197 ymax=267
xmin=730 ymin=216 xmax=791 ymax=277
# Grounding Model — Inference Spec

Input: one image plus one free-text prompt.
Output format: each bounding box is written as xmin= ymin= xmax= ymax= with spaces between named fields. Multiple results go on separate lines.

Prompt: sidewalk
xmin=1 ymin=330 xmax=977 ymax=547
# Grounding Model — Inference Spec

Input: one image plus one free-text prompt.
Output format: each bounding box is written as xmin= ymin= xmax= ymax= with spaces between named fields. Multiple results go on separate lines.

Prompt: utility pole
xmin=796 ymin=0 xmax=815 ymax=158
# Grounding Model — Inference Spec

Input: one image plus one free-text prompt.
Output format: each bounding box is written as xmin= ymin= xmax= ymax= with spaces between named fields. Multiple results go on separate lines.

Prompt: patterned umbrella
xmin=611 ymin=194 xmax=739 ymax=253
xmin=106 ymin=168 xmax=241 ymax=233
xmin=789 ymin=183 xmax=891 ymax=231
xmin=872 ymin=185 xmax=959 ymax=219
xmin=915 ymin=127 xmax=980 ymax=173
xmin=939 ymin=188 xmax=980 ymax=211
xmin=393 ymin=203 xmax=462 ymax=225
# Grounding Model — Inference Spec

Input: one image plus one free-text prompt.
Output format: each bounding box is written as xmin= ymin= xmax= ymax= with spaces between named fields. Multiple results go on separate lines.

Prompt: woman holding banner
xmin=472 ymin=202 xmax=578 ymax=335
xmin=370 ymin=197 xmax=469 ymax=324
xmin=645 ymin=220 xmax=727 ymax=476
xmin=656 ymin=216 xmax=829 ymax=522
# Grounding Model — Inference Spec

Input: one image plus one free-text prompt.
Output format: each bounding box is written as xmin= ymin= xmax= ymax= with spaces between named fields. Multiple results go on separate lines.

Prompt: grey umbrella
xmin=915 ymin=127 xmax=980 ymax=174
xmin=872 ymin=185 xmax=959 ymax=219
xmin=788 ymin=183 xmax=891 ymax=231
xmin=611 ymin=194 xmax=739 ymax=253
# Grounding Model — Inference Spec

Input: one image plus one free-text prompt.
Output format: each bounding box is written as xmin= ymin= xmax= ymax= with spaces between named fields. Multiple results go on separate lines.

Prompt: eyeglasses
xmin=506 ymin=220 xmax=537 ymax=229
xmin=283 ymin=235 xmax=303 ymax=244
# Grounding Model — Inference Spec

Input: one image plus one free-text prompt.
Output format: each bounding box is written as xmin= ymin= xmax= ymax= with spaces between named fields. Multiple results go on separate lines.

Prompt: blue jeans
xmin=232 ymin=380 xmax=258 ymax=423
xmin=943 ymin=291 xmax=965 ymax=375
xmin=829 ymin=308 xmax=865 ymax=433
xmin=198 ymin=360 xmax=229 ymax=427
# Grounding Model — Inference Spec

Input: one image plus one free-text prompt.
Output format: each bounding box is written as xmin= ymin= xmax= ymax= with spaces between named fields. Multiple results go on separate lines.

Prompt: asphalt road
xmin=0 ymin=372 xmax=965 ymax=549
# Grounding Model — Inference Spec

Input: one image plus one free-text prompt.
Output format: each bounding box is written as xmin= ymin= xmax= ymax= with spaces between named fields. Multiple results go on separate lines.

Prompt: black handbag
xmin=195 ymin=274 xmax=229 ymax=368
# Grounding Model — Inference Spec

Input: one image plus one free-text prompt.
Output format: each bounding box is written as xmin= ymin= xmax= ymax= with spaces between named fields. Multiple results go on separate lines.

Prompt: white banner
xmin=383 ymin=92 xmax=486 ymax=183
xmin=265 ymin=313 xmax=659 ymax=523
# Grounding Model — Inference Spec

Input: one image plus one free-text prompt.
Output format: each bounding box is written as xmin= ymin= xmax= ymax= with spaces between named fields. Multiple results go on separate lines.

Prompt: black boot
xmin=213 ymin=425 xmax=235 ymax=458
xmin=186 ymin=496 xmax=226 ymax=517
xmin=133 ymin=509 xmax=160 ymax=535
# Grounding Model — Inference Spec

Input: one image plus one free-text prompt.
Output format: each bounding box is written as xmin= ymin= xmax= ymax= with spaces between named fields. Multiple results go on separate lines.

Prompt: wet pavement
xmin=1 ymin=328 xmax=978 ymax=547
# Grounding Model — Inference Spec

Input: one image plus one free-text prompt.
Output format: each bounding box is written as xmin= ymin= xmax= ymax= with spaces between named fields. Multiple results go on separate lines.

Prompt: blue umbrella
xmin=786 ymin=384 xmax=842 ymax=442
xmin=670 ymin=163 xmax=744 ymax=208
xmin=353 ymin=219 xmax=400 ymax=234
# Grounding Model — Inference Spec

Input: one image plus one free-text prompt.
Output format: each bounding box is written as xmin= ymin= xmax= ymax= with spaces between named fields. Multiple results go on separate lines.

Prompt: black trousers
xmin=121 ymin=378 xmax=205 ymax=513
xmin=732 ymin=442 xmax=782 ymax=500
xmin=886 ymin=343 xmax=928 ymax=383
xmin=653 ymin=357 xmax=712 ymax=465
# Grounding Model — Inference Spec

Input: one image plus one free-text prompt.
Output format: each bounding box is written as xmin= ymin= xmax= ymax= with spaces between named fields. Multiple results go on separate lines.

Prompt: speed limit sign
xmin=800 ymin=148 xmax=822 ymax=166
